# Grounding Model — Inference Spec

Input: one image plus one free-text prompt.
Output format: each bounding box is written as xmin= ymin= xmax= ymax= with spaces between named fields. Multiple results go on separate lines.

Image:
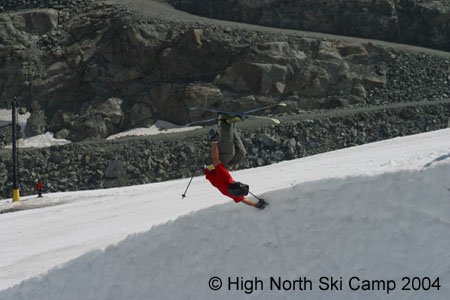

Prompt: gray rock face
xmin=0 ymin=1 xmax=448 ymax=142
xmin=168 ymin=0 xmax=450 ymax=51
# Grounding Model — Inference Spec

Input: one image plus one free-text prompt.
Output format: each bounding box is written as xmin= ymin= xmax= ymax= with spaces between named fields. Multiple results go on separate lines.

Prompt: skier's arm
xmin=211 ymin=141 xmax=221 ymax=167
xmin=240 ymin=197 xmax=256 ymax=207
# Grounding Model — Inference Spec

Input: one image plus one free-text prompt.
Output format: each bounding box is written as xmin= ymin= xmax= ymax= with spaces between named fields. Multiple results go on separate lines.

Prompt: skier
xmin=202 ymin=117 xmax=267 ymax=209
xmin=35 ymin=179 xmax=43 ymax=198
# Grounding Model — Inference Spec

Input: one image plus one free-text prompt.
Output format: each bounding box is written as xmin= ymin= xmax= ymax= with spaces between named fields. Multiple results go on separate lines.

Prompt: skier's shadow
xmin=423 ymin=153 xmax=450 ymax=169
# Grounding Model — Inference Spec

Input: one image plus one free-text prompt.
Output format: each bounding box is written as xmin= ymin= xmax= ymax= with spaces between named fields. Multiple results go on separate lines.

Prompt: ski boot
xmin=219 ymin=114 xmax=243 ymax=125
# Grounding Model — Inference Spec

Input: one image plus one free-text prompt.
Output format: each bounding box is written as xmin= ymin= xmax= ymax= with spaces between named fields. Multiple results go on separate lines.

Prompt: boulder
xmin=73 ymin=98 xmax=124 ymax=141
xmin=298 ymin=66 xmax=331 ymax=97
xmin=49 ymin=98 xmax=125 ymax=141
xmin=25 ymin=101 xmax=46 ymax=137
xmin=217 ymin=62 xmax=289 ymax=95
xmin=255 ymin=41 xmax=293 ymax=62
xmin=49 ymin=110 xmax=76 ymax=133
xmin=72 ymin=116 xmax=108 ymax=141
xmin=54 ymin=129 xmax=70 ymax=139
xmin=336 ymin=43 xmax=369 ymax=62
xmin=317 ymin=41 xmax=343 ymax=61
xmin=183 ymin=84 xmax=223 ymax=108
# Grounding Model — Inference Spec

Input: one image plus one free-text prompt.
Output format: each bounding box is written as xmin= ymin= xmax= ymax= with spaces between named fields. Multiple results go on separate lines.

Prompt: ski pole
xmin=181 ymin=169 xmax=196 ymax=199
xmin=181 ymin=155 xmax=203 ymax=199
xmin=248 ymin=191 xmax=263 ymax=201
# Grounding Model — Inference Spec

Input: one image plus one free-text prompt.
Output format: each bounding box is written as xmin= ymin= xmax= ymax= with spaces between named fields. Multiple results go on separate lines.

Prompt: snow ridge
xmin=1 ymin=164 xmax=449 ymax=300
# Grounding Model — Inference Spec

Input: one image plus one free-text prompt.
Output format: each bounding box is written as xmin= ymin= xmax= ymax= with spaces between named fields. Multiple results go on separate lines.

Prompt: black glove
xmin=208 ymin=129 xmax=219 ymax=142
xmin=255 ymin=199 xmax=268 ymax=210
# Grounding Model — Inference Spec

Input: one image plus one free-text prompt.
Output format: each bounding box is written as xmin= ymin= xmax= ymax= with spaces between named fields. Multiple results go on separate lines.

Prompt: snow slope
xmin=1 ymin=129 xmax=450 ymax=299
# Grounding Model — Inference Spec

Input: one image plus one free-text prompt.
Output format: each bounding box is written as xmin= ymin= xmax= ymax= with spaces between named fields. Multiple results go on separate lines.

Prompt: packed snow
xmin=0 ymin=109 xmax=70 ymax=149
xmin=3 ymin=132 xmax=71 ymax=149
xmin=1 ymin=129 xmax=450 ymax=299
xmin=107 ymin=120 xmax=201 ymax=140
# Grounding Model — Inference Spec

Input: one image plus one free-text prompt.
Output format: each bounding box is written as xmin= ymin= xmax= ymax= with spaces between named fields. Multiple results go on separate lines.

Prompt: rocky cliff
xmin=167 ymin=0 xmax=450 ymax=51
xmin=0 ymin=1 xmax=449 ymax=142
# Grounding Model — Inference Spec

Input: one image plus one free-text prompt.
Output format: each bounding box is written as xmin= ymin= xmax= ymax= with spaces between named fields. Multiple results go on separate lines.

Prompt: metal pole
xmin=11 ymin=97 xmax=20 ymax=202
xmin=248 ymin=191 xmax=263 ymax=201
xmin=181 ymin=154 xmax=203 ymax=199
xmin=181 ymin=169 xmax=196 ymax=199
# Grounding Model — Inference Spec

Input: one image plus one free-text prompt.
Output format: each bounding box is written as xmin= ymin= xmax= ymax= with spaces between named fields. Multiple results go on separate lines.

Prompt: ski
xmin=186 ymin=103 xmax=285 ymax=126
xmin=184 ymin=114 xmax=280 ymax=126
xmin=184 ymin=117 xmax=219 ymax=127
xmin=246 ymin=115 xmax=281 ymax=124
xmin=241 ymin=102 xmax=287 ymax=115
